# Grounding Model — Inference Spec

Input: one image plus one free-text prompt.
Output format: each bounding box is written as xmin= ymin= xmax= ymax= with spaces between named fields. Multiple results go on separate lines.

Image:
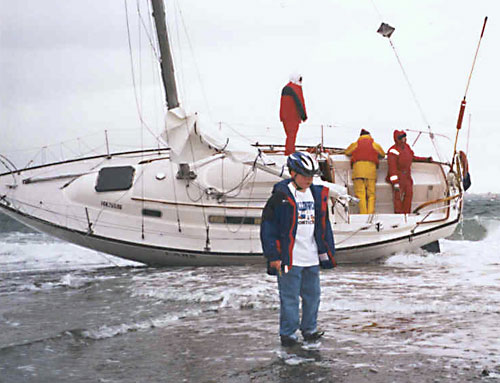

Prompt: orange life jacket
xmin=351 ymin=136 xmax=380 ymax=165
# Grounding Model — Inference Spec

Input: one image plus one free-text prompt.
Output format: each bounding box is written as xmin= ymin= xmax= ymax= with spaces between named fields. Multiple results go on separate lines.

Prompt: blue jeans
xmin=278 ymin=265 xmax=320 ymax=337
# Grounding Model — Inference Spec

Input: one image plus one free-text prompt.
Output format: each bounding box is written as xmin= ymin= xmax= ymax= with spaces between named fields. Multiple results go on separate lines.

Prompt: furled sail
xmin=162 ymin=107 xmax=276 ymax=166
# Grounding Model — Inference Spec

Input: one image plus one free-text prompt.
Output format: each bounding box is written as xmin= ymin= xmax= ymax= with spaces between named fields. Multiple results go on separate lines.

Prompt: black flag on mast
xmin=377 ymin=22 xmax=395 ymax=38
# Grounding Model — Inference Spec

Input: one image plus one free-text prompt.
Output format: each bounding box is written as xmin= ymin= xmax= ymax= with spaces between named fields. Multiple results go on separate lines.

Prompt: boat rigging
xmin=0 ymin=1 xmax=479 ymax=266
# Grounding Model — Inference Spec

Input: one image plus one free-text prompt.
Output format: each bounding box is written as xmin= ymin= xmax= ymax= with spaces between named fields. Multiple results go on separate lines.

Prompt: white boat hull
xmin=0 ymin=148 xmax=463 ymax=266
xmin=0 ymin=202 xmax=459 ymax=266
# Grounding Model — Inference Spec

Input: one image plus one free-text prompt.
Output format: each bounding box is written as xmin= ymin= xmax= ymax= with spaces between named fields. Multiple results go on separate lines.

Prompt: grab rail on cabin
xmin=414 ymin=202 xmax=453 ymax=227
xmin=412 ymin=194 xmax=461 ymax=215
xmin=412 ymin=194 xmax=462 ymax=229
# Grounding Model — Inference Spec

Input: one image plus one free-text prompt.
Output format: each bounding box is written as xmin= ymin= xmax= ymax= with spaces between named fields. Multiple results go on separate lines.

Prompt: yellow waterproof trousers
xmin=353 ymin=178 xmax=376 ymax=214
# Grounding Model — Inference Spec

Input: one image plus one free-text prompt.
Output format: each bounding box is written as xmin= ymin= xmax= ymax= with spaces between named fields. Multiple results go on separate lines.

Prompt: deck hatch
xmin=95 ymin=166 xmax=135 ymax=192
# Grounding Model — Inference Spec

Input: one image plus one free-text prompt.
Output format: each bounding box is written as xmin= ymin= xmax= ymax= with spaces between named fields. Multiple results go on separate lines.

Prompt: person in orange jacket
xmin=280 ymin=73 xmax=307 ymax=155
xmin=344 ymin=129 xmax=385 ymax=214
xmin=386 ymin=130 xmax=432 ymax=214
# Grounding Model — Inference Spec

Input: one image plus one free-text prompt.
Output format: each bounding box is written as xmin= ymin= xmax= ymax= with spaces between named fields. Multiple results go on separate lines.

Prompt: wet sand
xmin=149 ymin=309 xmax=499 ymax=383
xmin=3 ymin=221 xmax=500 ymax=383
xmin=3 ymin=303 xmax=498 ymax=382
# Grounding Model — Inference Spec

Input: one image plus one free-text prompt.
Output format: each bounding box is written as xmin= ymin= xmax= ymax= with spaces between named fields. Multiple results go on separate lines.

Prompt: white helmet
xmin=289 ymin=72 xmax=302 ymax=85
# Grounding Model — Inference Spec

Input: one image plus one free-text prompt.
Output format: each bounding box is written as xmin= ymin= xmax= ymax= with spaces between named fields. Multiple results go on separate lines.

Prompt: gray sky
xmin=1 ymin=0 xmax=499 ymax=192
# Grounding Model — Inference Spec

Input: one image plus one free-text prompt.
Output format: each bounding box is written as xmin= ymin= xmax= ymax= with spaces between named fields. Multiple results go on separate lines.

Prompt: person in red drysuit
xmin=386 ymin=130 xmax=432 ymax=214
xmin=280 ymin=73 xmax=307 ymax=155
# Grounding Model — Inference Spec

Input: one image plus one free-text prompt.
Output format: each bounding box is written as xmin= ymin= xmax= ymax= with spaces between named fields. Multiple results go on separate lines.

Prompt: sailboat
xmin=0 ymin=1 xmax=473 ymax=266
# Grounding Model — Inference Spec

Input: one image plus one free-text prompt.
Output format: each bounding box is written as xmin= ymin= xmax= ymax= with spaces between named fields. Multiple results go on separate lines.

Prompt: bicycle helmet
xmin=287 ymin=152 xmax=320 ymax=177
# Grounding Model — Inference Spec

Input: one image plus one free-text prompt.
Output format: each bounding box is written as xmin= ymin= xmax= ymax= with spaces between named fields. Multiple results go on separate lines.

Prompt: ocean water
xmin=1 ymin=194 xmax=500 ymax=382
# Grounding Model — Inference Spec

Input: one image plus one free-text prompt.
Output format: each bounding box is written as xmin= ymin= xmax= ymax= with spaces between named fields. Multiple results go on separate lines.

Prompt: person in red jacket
xmin=280 ymin=73 xmax=307 ymax=155
xmin=386 ymin=130 xmax=432 ymax=214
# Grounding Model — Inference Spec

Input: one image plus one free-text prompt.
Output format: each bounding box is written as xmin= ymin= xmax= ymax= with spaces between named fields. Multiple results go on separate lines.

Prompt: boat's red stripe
xmin=321 ymin=187 xmax=336 ymax=266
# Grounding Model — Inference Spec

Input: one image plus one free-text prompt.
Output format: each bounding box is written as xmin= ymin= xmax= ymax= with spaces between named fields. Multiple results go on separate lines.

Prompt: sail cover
xmin=162 ymin=107 xmax=274 ymax=166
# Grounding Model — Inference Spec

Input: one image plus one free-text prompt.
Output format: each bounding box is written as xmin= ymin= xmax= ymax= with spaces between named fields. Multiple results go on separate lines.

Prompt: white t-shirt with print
xmin=288 ymin=183 xmax=319 ymax=267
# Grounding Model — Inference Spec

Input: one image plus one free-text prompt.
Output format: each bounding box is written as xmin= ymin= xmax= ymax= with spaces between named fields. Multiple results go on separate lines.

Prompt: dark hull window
xmin=209 ymin=216 xmax=261 ymax=225
xmin=95 ymin=166 xmax=135 ymax=192
xmin=142 ymin=208 xmax=162 ymax=218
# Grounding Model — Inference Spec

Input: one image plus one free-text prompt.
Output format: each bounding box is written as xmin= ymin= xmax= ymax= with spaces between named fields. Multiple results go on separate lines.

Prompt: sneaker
xmin=280 ymin=335 xmax=299 ymax=347
xmin=302 ymin=330 xmax=324 ymax=342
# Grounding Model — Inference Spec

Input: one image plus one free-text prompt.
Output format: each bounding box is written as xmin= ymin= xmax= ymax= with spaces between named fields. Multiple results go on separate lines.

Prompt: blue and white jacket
xmin=260 ymin=179 xmax=336 ymax=275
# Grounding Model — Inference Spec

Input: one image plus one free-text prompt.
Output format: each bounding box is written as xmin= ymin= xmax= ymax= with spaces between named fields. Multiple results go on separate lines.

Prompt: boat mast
xmin=150 ymin=0 xmax=179 ymax=110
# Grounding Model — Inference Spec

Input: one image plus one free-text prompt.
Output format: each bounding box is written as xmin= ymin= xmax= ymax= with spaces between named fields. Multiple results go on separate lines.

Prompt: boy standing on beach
xmin=260 ymin=152 xmax=336 ymax=347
